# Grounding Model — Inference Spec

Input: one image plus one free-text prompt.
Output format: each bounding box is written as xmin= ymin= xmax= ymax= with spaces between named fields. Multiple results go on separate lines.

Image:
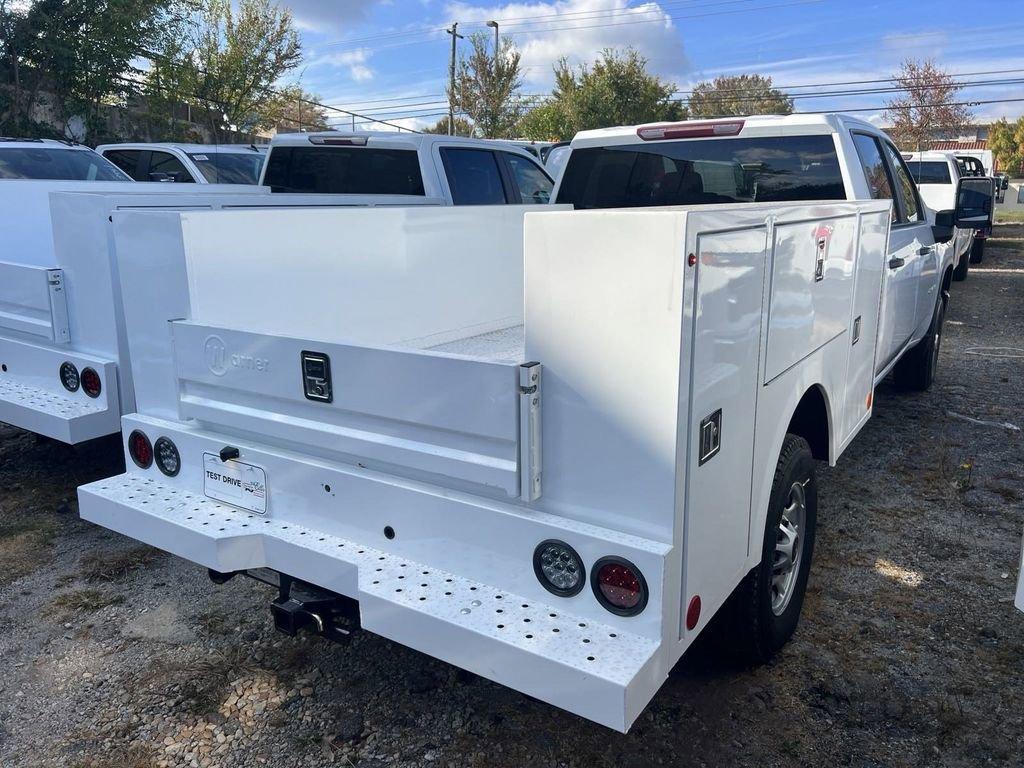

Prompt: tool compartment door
xmin=170 ymin=321 xmax=525 ymax=497
xmin=683 ymin=225 xmax=769 ymax=634
xmin=0 ymin=261 xmax=69 ymax=343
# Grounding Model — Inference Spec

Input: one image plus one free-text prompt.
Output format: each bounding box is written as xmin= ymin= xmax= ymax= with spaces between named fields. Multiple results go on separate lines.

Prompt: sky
xmin=275 ymin=0 xmax=1024 ymax=132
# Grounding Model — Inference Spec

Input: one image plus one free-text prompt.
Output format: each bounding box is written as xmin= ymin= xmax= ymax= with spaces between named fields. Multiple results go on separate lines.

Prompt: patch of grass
xmin=196 ymin=607 xmax=234 ymax=636
xmin=79 ymin=546 xmax=165 ymax=582
xmin=0 ymin=517 xmax=61 ymax=587
xmin=47 ymin=588 xmax=125 ymax=615
xmin=67 ymin=746 xmax=155 ymax=768
xmin=146 ymin=646 xmax=261 ymax=715
xmin=995 ymin=209 xmax=1024 ymax=223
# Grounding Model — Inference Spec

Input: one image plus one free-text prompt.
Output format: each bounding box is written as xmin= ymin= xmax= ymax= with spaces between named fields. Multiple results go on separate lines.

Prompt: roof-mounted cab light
xmin=308 ymin=135 xmax=368 ymax=146
xmin=636 ymin=119 xmax=745 ymax=141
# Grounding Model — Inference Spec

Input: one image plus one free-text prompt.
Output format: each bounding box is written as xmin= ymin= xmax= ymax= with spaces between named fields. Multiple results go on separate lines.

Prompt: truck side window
xmin=850 ymin=133 xmax=897 ymax=223
xmin=149 ymin=151 xmax=195 ymax=183
xmin=504 ymin=153 xmax=553 ymax=204
xmin=882 ymin=142 xmax=922 ymax=224
xmin=440 ymin=148 xmax=507 ymax=205
xmin=104 ymin=150 xmax=144 ymax=180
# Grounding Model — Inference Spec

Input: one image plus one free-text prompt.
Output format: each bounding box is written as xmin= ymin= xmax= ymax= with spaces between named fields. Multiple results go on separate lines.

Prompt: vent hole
xmin=384 ymin=526 xmax=395 ymax=540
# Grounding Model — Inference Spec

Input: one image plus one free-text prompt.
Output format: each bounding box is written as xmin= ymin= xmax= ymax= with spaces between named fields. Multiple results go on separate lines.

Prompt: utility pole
xmin=446 ymin=22 xmax=463 ymax=135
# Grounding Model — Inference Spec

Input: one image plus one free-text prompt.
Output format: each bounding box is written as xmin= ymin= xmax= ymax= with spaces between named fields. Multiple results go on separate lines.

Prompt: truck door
xmin=850 ymin=133 xmax=925 ymax=371
xmin=882 ymin=142 xmax=939 ymax=343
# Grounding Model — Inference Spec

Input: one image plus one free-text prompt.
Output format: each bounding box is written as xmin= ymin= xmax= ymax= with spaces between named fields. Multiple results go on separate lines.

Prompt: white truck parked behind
xmin=96 ymin=143 xmax=267 ymax=185
xmin=0 ymin=182 xmax=438 ymax=444
xmin=78 ymin=115 xmax=993 ymax=732
xmin=259 ymin=131 xmax=555 ymax=205
xmin=904 ymin=150 xmax=975 ymax=281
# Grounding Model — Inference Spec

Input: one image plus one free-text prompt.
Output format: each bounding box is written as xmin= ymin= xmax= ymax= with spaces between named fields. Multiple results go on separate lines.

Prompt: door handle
xmin=888 ymin=256 xmax=906 ymax=269
xmin=918 ymin=246 xmax=933 ymax=255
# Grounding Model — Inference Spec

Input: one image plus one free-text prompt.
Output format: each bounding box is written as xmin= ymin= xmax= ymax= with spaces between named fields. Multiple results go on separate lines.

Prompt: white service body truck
xmin=78 ymin=116 xmax=993 ymax=732
xmin=0 ymin=181 xmax=438 ymax=444
xmin=904 ymin=150 xmax=975 ymax=281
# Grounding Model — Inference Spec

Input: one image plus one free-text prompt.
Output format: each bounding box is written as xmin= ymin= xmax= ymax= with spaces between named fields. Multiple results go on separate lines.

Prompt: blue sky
xmin=276 ymin=0 xmax=1024 ymax=131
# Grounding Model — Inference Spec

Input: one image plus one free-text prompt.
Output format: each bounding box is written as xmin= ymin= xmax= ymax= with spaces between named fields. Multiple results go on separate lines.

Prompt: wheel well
xmin=787 ymin=386 xmax=830 ymax=461
xmin=941 ymin=264 xmax=953 ymax=295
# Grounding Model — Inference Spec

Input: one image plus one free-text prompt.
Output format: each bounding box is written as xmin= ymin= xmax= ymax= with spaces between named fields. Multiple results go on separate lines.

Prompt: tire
xmin=952 ymin=248 xmax=970 ymax=282
xmin=727 ymin=434 xmax=817 ymax=664
xmin=893 ymin=293 xmax=945 ymax=391
xmin=969 ymin=238 xmax=985 ymax=264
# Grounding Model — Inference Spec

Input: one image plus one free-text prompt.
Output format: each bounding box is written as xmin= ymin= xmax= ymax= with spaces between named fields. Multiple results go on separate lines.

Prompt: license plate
xmin=203 ymin=453 xmax=268 ymax=515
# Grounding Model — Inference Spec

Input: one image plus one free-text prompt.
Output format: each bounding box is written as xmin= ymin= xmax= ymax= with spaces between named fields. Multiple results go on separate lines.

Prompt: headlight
xmin=533 ymin=540 xmax=585 ymax=597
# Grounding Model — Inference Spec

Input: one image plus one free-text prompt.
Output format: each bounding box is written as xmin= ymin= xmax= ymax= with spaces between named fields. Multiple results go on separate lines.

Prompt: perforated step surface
xmin=0 ymin=377 xmax=105 ymax=419
xmin=83 ymin=473 xmax=658 ymax=686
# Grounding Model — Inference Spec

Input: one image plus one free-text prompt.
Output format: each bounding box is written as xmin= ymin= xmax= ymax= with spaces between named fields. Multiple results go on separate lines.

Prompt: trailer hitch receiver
xmin=270 ymin=574 xmax=361 ymax=643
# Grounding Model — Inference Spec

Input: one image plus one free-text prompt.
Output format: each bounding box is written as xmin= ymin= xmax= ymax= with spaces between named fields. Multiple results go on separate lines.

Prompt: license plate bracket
xmin=203 ymin=452 xmax=268 ymax=515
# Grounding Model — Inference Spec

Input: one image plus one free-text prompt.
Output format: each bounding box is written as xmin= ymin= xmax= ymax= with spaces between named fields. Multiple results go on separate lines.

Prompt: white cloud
xmin=306 ymin=48 xmax=376 ymax=82
xmin=444 ymin=0 xmax=687 ymax=87
xmin=281 ymin=0 xmax=383 ymax=32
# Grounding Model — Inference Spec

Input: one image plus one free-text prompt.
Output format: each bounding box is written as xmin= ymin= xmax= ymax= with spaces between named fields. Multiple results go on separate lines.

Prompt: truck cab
xmin=259 ymin=132 xmax=554 ymax=205
xmin=96 ymin=143 xmax=267 ymax=185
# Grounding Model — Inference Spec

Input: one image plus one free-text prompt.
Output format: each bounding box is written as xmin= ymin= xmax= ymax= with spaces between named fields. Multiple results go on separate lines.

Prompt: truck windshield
xmin=907 ymin=161 xmax=951 ymax=185
xmin=556 ymin=134 xmax=845 ymax=209
xmin=262 ymin=146 xmax=425 ymax=195
xmin=188 ymin=152 xmax=264 ymax=184
xmin=0 ymin=147 xmax=128 ymax=180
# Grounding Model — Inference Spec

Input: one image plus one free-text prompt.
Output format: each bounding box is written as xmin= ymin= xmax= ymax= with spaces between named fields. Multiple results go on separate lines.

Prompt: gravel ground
xmin=1 ymin=228 xmax=1022 ymax=768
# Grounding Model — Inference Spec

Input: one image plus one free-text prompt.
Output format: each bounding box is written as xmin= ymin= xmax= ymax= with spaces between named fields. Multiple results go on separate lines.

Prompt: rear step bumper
xmin=79 ymin=473 xmax=663 ymax=732
xmin=0 ymin=339 xmax=120 ymax=443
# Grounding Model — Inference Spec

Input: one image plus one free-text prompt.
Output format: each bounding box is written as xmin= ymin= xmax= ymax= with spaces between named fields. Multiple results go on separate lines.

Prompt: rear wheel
xmin=970 ymin=238 xmax=985 ymax=264
xmin=728 ymin=434 xmax=817 ymax=663
xmin=893 ymin=293 xmax=945 ymax=391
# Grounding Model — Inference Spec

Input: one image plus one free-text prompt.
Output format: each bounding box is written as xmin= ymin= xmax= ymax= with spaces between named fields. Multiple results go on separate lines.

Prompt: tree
xmin=687 ymin=74 xmax=792 ymax=118
xmin=989 ymin=117 xmax=1024 ymax=176
xmin=149 ymin=0 xmax=302 ymax=140
xmin=883 ymin=59 xmax=973 ymax=151
xmin=518 ymin=48 xmax=682 ymax=141
xmin=263 ymin=85 xmax=330 ymax=132
xmin=453 ymin=32 xmax=524 ymax=139
xmin=0 ymin=0 xmax=181 ymax=140
xmin=423 ymin=115 xmax=473 ymax=136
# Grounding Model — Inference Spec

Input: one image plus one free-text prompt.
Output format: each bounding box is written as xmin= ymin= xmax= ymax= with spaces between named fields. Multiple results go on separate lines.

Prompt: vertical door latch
xmin=699 ymin=409 xmax=722 ymax=465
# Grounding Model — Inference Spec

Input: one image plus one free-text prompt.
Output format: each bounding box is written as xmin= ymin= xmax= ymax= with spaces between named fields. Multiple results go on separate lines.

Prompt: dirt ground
xmin=1 ymin=228 xmax=1022 ymax=768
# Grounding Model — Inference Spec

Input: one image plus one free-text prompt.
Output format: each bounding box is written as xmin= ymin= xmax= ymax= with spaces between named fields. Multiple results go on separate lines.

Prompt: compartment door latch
xmin=699 ymin=408 xmax=722 ymax=466
xmin=519 ymin=362 xmax=542 ymax=501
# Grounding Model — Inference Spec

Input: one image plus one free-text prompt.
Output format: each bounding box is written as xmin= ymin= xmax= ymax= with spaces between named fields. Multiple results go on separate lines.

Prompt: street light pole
xmin=486 ymin=20 xmax=499 ymax=78
xmin=446 ymin=23 xmax=464 ymax=135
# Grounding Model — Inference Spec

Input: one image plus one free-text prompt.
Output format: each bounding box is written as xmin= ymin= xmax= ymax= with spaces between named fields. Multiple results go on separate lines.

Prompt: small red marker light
xmin=686 ymin=595 xmax=701 ymax=631
xmin=128 ymin=430 xmax=153 ymax=469
xmin=866 ymin=391 xmax=873 ymax=409
xmin=687 ymin=252 xmax=697 ymax=267
xmin=81 ymin=367 xmax=101 ymax=398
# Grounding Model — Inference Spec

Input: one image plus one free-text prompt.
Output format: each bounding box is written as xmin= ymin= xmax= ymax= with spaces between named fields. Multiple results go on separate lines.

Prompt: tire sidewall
xmin=755 ymin=439 xmax=818 ymax=651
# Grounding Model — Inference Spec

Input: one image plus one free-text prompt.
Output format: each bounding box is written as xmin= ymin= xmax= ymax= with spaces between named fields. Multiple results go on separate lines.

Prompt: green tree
xmin=518 ymin=48 xmax=682 ymax=140
xmin=0 ymin=0 xmax=181 ymax=140
xmin=883 ymin=59 xmax=973 ymax=151
xmin=453 ymin=32 xmax=525 ymax=139
xmin=263 ymin=85 xmax=330 ymax=132
xmin=989 ymin=117 xmax=1024 ymax=176
xmin=149 ymin=0 xmax=302 ymax=140
xmin=423 ymin=115 xmax=473 ymax=136
xmin=688 ymin=74 xmax=792 ymax=118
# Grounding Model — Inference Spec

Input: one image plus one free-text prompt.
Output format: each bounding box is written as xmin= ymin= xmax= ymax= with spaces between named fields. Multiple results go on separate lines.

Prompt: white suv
xmin=96 ymin=143 xmax=266 ymax=185
xmin=0 ymin=138 xmax=128 ymax=180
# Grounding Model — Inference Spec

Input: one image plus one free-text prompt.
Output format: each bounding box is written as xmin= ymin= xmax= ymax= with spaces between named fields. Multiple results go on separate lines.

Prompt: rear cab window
xmin=263 ymin=146 xmax=425 ymax=195
xmin=503 ymin=152 xmax=553 ymax=203
xmin=440 ymin=148 xmax=507 ymax=205
xmin=555 ymin=134 xmax=846 ymax=209
xmin=188 ymin=152 xmax=264 ymax=184
xmin=907 ymin=161 xmax=952 ymax=185
xmin=0 ymin=147 xmax=127 ymax=181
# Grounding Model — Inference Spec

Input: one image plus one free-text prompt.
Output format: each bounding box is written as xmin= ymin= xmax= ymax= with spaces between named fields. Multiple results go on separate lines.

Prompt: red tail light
xmin=637 ymin=120 xmax=744 ymax=141
xmin=592 ymin=557 xmax=648 ymax=616
xmin=81 ymin=367 xmax=101 ymax=398
xmin=128 ymin=430 xmax=153 ymax=469
xmin=686 ymin=595 xmax=701 ymax=631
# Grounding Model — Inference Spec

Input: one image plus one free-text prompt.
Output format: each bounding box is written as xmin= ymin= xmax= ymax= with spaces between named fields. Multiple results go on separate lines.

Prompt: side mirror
xmin=932 ymin=210 xmax=955 ymax=243
xmin=954 ymin=177 xmax=994 ymax=228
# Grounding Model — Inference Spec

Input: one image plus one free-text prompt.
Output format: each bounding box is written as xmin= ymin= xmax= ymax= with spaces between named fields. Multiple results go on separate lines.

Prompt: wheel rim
xmin=771 ymin=481 xmax=806 ymax=616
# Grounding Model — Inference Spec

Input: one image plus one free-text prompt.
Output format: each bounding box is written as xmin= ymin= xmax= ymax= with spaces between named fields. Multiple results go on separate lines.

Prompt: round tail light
xmin=81 ymin=367 xmax=101 ymax=398
xmin=533 ymin=540 xmax=584 ymax=597
xmin=128 ymin=430 xmax=153 ymax=469
xmin=59 ymin=362 xmax=80 ymax=392
xmin=592 ymin=557 xmax=648 ymax=616
xmin=154 ymin=436 xmax=181 ymax=477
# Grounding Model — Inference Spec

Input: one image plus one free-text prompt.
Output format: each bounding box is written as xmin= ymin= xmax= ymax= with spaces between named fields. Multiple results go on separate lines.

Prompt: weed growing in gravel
xmin=144 ymin=646 xmax=263 ymax=715
xmin=0 ymin=516 xmax=60 ymax=587
xmin=47 ymin=588 xmax=125 ymax=615
xmin=67 ymin=745 xmax=155 ymax=768
xmin=79 ymin=545 xmax=165 ymax=582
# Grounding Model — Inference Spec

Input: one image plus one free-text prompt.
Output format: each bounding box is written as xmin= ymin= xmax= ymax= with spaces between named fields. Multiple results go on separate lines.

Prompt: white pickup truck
xmin=0 ymin=182 xmax=439 ymax=444
xmin=260 ymin=131 xmax=555 ymax=205
xmin=95 ymin=143 xmax=267 ymax=185
xmin=904 ymin=150 xmax=975 ymax=280
xmin=77 ymin=114 xmax=992 ymax=732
